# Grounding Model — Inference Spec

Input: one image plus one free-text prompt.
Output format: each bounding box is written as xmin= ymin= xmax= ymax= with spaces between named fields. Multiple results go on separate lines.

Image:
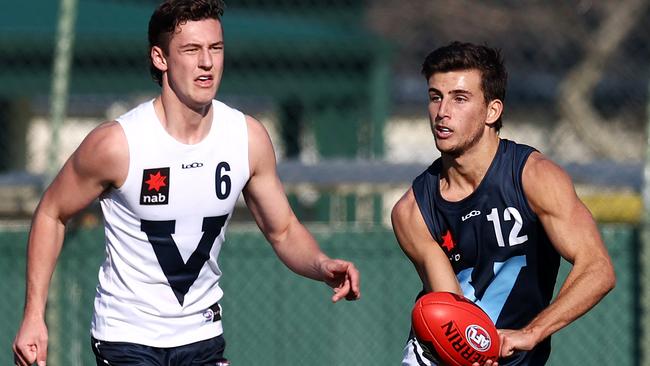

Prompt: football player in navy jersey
xmin=13 ymin=1 xmax=360 ymax=366
xmin=393 ymin=42 xmax=615 ymax=365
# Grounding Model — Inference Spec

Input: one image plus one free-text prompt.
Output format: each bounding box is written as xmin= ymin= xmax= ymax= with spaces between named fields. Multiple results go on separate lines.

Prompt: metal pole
xmin=641 ymin=79 xmax=650 ymax=366
xmin=46 ymin=1 xmax=78 ymax=364
xmin=47 ymin=0 xmax=78 ymax=181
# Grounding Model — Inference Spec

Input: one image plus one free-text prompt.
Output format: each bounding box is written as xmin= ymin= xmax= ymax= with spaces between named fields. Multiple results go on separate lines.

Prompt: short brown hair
xmin=422 ymin=42 xmax=507 ymax=131
xmin=148 ymin=0 xmax=226 ymax=86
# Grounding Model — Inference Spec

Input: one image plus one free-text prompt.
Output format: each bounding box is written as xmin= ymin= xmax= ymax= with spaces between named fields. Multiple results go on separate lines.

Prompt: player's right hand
xmin=13 ymin=317 xmax=48 ymax=366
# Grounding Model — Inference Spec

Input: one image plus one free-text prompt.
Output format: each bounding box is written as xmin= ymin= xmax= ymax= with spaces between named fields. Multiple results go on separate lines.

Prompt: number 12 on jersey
xmin=486 ymin=207 xmax=528 ymax=247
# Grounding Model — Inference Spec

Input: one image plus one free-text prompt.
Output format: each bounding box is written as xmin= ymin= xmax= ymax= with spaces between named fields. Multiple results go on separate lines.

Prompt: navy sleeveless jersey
xmin=412 ymin=139 xmax=560 ymax=365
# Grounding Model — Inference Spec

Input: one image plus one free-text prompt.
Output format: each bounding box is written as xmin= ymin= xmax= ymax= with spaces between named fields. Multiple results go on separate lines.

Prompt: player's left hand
xmin=472 ymin=326 xmax=540 ymax=366
xmin=497 ymin=328 xmax=537 ymax=358
xmin=319 ymin=259 xmax=360 ymax=302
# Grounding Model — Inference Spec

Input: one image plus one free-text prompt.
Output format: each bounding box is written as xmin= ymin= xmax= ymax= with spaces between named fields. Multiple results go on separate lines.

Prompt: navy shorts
xmin=90 ymin=335 xmax=228 ymax=366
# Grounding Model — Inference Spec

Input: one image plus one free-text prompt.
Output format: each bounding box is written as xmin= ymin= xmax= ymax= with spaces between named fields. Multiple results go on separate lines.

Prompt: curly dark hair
xmin=148 ymin=0 xmax=226 ymax=86
xmin=422 ymin=41 xmax=507 ymax=131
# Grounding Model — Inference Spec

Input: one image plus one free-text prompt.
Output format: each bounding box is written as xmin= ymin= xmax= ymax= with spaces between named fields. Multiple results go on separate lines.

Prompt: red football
xmin=411 ymin=292 xmax=500 ymax=366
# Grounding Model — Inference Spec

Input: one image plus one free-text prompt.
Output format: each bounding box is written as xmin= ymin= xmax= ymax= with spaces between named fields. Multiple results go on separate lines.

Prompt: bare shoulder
xmin=391 ymin=187 xmax=428 ymax=242
xmin=245 ymin=114 xmax=272 ymax=143
xmin=391 ymin=188 xmax=420 ymax=226
xmin=73 ymin=120 xmax=129 ymax=186
xmin=82 ymin=120 xmax=125 ymax=147
xmin=523 ymin=151 xmax=573 ymax=187
xmin=523 ymin=151 xmax=567 ymax=177
xmin=522 ymin=151 xmax=576 ymax=214
xmin=244 ymin=115 xmax=276 ymax=175
xmin=40 ymin=121 xmax=128 ymax=219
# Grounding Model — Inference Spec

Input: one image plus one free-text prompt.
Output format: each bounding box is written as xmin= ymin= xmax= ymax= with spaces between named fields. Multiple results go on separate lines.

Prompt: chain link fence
xmin=0 ymin=225 xmax=638 ymax=365
xmin=1 ymin=0 xmax=649 ymax=365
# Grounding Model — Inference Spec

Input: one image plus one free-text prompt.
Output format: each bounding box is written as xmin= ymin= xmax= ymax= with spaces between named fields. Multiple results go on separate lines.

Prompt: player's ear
xmin=485 ymin=99 xmax=503 ymax=126
xmin=151 ymin=46 xmax=168 ymax=72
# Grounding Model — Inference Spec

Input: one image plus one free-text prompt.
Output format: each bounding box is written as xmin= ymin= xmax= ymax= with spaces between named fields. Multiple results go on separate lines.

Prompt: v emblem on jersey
xmin=141 ymin=215 xmax=229 ymax=306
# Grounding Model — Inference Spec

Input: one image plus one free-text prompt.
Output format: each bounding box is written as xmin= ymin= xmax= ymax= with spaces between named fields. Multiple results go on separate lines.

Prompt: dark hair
xmin=421 ymin=41 xmax=507 ymax=131
xmin=148 ymin=0 xmax=226 ymax=86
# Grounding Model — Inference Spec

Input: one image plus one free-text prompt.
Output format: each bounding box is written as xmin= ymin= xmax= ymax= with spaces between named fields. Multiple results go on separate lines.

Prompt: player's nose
xmin=437 ymin=99 xmax=451 ymax=119
xmin=198 ymin=49 xmax=213 ymax=70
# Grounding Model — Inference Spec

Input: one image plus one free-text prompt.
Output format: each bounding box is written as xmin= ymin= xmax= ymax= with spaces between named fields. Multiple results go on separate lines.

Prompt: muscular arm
xmin=13 ymin=122 xmax=128 ymax=366
xmin=242 ymin=115 xmax=360 ymax=301
xmin=499 ymin=152 xmax=616 ymax=356
xmin=391 ymin=188 xmax=460 ymax=294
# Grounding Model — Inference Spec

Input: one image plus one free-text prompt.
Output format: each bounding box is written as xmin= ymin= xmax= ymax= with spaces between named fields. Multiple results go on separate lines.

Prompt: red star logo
xmin=145 ymin=171 xmax=167 ymax=192
xmin=441 ymin=230 xmax=455 ymax=252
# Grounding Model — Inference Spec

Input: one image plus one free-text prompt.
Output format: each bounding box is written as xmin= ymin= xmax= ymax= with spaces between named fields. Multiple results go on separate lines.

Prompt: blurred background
xmin=1 ymin=0 xmax=648 ymax=365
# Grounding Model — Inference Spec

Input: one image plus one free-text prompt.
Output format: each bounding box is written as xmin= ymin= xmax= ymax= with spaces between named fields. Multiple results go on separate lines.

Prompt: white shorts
xmin=401 ymin=330 xmax=437 ymax=366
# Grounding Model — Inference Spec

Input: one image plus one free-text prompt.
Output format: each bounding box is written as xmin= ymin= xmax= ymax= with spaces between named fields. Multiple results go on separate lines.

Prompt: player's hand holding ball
xmin=412 ymin=292 xmax=500 ymax=366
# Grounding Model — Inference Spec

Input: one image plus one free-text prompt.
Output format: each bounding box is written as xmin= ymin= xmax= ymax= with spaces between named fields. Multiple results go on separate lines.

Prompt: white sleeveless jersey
xmin=91 ymin=99 xmax=249 ymax=347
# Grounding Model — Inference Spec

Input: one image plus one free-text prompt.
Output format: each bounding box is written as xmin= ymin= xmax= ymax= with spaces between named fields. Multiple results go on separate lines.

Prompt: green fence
xmin=548 ymin=225 xmax=638 ymax=365
xmin=0 ymin=225 xmax=637 ymax=365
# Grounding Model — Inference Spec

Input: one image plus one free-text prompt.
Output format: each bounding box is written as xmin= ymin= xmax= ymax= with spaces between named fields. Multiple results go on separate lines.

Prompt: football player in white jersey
xmin=13 ymin=1 xmax=360 ymax=365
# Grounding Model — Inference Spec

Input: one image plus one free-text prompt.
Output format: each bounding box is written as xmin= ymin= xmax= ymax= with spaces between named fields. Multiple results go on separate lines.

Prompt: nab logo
xmin=465 ymin=324 xmax=491 ymax=352
xmin=140 ymin=168 xmax=170 ymax=205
